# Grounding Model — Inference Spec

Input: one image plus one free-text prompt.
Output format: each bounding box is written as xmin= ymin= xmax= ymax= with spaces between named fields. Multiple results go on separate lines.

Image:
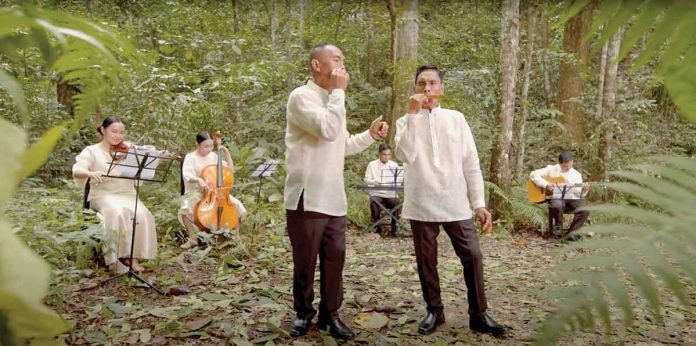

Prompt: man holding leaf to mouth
xmin=394 ymin=65 xmax=507 ymax=337
xmin=283 ymin=43 xmax=388 ymax=340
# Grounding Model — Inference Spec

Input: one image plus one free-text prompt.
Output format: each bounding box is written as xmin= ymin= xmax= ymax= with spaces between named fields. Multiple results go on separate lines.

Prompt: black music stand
xmin=547 ymin=183 xmax=585 ymax=237
xmin=363 ymin=166 xmax=406 ymax=233
xmin=98 ymin=147 xmax=175 ymax=295
xmin=251 ymin=159 xmax=281 ymax=203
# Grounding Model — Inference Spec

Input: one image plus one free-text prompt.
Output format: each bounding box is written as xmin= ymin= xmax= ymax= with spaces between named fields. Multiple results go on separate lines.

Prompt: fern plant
xmin=0 ymin=5 xmax=133 ymax=345
xmin=536 ymin=2 xmax=696 ymax=343
xmin=535 ymin=156 xmax=696 ymax=345
xmin=561 ymin=0 xmax=696 ymax=125
xmin=485 ymin=181 xmax=548 ymax=231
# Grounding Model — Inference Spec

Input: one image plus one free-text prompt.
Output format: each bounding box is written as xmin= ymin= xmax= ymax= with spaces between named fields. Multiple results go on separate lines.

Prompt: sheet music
xmin=251 ymin=159 xmax=281 ymax=178
xmin=379 ymin=166 xmax=404 ymax=185
xmin=109 ymin=147 xmax=161 ymax=179
xmin=551 ymin=184 xmax=583 ymax=200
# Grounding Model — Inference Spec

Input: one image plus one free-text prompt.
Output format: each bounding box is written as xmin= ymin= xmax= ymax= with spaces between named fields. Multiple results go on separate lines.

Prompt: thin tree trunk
xmin=284 ymin=0 xmax=294 ymax=91
xmin=595 ymin=28 xmax=623 ymax=184
xmin=386 ymin=0 xmax=418 ymax=145
xmin=596 ymin=41 xmax=608 ymax=117
xmin=539 ymin=8 xmax=552 ymax=107
xmin=299 ymin=0 xmax=306 ymax=48
xmin=515 ymin=4 xmax=536 ymax=182
xmin=334 ymin=0 xmax=344 ymax=38
xmin=489 ymin=0 xmax=520 ymax=216
xmin=270 ymin=0 xmax=277 ymax=49
xmin=365 ymin=0 xmax=375 ymax=85
xmin=232 ymin=0 xmax=240 ymax=34
xmin=557 ymin=0 xmax=595 ymax=144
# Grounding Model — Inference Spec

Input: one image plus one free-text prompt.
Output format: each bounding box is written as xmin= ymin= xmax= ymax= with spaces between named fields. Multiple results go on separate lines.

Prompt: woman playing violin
xmin=72 ymin=117 xmax=158 ymax=274
xmin=178 ymin=131 xmax=247 ymax=249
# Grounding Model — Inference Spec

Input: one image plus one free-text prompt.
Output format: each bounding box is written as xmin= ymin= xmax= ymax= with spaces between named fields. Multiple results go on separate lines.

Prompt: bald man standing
xmin=284 ymin=43 xmax=388 ymax=340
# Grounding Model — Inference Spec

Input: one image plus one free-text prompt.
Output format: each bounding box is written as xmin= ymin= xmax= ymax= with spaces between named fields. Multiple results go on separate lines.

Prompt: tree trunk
xmin=539 ymin=8 xmax=552 ymax=107
xmin=515 ymin=4 xmax=536 ymax=182
xmin=365 ymin=0 xmax=375 ymax=85
xmin=557 ymin=0 xmax=595 ymax=145
xmin=232 ymin=0 xmax=240 ymax=34
xmin=57 ymin=81 xmax=79 ymax=116
xmin=595 ymin=28 xmax=623 ymax=183
xmin=284 ymin=0 xmax=294 ymax=91
xmin=488 ymin=0 xmax=520 ymax=216
xmin=299 ymin=0 xmax=306 ymax=49
xmin=270 ymin=0 xmax=277 ymax=49
xmin=386 ymin=0 xmax=418 ymax=145
xmin=596 ymin=41 xmax=608 ymax=117
xmin=334 ymin=0 xmax=344 ymax=37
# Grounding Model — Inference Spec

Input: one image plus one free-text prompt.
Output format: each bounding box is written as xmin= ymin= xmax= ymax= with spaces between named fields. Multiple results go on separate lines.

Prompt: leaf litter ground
xmin=54 ymin=227 xmax=696 ymax=345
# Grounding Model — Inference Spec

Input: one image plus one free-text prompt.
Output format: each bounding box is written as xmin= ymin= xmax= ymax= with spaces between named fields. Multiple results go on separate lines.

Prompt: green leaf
xmin=0 ymin=69 xmax=27 ymax=117
xmin=18 ymin=123 xmax=66 ymax=181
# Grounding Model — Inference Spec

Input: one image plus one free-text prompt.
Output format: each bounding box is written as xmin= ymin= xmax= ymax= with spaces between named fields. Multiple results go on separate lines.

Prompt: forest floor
xmin=51 ymin=223 xmax=696 ymax=346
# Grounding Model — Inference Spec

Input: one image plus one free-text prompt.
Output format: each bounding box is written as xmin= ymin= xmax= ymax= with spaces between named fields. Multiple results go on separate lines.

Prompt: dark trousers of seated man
xmin=287 ymin=193 xmax=345 ymax=321
xmin=548 ymin=198 xmax=590 ymax=233
xmin=369 ymin=196 xmax=401 ymax=233
xmin=410 ymin=219 xmax=488 ymax=317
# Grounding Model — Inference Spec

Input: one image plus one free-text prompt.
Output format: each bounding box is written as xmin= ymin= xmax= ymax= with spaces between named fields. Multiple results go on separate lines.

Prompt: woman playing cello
xmin=178 ymin=131 xmax=247 ymax=249
xmin=72 ymin=117 xmax=158 ymax=274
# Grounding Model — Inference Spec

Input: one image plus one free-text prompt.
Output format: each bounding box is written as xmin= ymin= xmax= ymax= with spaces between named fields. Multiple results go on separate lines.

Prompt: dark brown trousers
xmin=287 ymin=194 xmax=346 ymax=320
xmin=548 ymin=199 xmax=590 ymax=232
xmin=410 ymin=218 xmax=488 ymax=316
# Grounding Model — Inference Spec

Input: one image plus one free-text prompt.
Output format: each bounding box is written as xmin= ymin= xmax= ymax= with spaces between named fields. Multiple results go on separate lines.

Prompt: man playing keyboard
xmin=364 ymin=143 xmax=402 ymax=235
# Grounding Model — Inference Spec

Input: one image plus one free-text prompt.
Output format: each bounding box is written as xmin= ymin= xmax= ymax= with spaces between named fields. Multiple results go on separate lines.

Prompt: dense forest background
xmin=1 ymin=0 xmax=695 ymax=345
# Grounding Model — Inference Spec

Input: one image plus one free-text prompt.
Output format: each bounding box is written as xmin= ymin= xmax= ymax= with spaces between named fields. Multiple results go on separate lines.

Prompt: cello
xmin=193 ymin=131 xmax=239 ymax=231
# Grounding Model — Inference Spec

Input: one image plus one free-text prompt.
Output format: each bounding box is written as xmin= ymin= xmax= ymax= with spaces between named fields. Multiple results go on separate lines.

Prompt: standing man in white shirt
xmin=364 ymin=143 xmax=401 ymax=235
xmin=529 ymin=152 xmax=590 ymax=239
xmin=395 ymin=65 xmax=506 ymax=337
xmin=284 ymin=43 xmax=388 ymax=340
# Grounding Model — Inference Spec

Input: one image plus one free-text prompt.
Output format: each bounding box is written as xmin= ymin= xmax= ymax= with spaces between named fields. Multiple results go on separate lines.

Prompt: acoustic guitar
xmin=527 ymin=176 xmax=601 ymax=203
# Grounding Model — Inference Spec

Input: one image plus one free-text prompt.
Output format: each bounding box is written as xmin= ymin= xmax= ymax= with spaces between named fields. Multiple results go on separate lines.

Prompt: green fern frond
xmin=618 ymin=0 xmax=667 ymax=61
xmin=535 ymin=156 xmax=696 ymax=345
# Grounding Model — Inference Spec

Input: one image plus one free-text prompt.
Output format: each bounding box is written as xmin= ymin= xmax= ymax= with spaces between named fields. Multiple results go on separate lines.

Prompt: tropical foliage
xmin=536 ymin=1 xmax=696 ymax=344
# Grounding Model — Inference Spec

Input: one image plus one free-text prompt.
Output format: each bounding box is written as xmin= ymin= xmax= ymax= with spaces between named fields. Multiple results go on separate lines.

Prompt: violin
xmin=111 ymin=141 xmax=181 ymax=162
xmin=111 ymin=141 xmax=130 ymax=161
xmin=193 ymin=131 xmax=238 ymax=231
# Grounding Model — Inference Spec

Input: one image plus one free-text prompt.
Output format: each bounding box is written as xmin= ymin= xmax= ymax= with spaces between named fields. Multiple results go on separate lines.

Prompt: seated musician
xmin=364 ymin=143 xmax=401 ymax=234
xmin=529 ymin=151 xmax=589 ymax=240
xmin=179 ymin=131 xmax=247 ymax=249
xmin=72 ymin=117 xmax=157 ymax=274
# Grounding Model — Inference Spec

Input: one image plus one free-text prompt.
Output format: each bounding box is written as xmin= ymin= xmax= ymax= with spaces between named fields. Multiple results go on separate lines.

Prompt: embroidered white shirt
xmin=394 ymin=107 xmax=486 ymax=222
xmin=284 ymin=80 xmax=375 ymax=216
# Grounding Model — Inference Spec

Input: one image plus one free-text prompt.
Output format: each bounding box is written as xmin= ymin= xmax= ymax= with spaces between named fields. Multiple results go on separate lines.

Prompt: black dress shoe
xmin=470 ymin=313 xmax=507 ymax=337
xmin=317 ymin=317 xmax=355 ymax=340
xmin=289 ymin=314 xmax=314 ymax=337
xmin=418 ymin=311 xmax=445 ymax=335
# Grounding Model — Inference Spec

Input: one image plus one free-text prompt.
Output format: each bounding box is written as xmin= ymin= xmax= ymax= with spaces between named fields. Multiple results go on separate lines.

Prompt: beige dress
xmin=178 ymin=151 xmax=247 ymax=228
xmin=73 ymin=144 xmax=157 ymax=266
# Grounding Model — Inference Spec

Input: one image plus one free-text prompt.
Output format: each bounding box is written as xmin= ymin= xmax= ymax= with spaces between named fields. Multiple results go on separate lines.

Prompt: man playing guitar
xmin=529 ymin=152 xmax=590 ymax=240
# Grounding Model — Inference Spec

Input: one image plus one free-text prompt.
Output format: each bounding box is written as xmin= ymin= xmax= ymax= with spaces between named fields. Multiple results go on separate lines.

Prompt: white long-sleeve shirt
xmin=529 ymin=164 xmax=584 ymax=199
xmin=284 ymin=80 xmax=375 ymax=216
xmin=364 ymin=159 xmax=400 ymax=198
xmin=394 ymin=107 xmax=486 ymax=222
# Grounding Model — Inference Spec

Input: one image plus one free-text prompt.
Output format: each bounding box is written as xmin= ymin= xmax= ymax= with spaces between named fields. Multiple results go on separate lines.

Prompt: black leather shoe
xmin=317 ymin=317 xmax=355 ymax=340
xmin=564 ymin=232 xmax=582 ymax=242
xmin=470 ymin=313 xmax=507 ymax=337
xmin=418 ymin=311 xmax=445 ymax=335
xmin=289 ymin=314 xmax=314 ymax=337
